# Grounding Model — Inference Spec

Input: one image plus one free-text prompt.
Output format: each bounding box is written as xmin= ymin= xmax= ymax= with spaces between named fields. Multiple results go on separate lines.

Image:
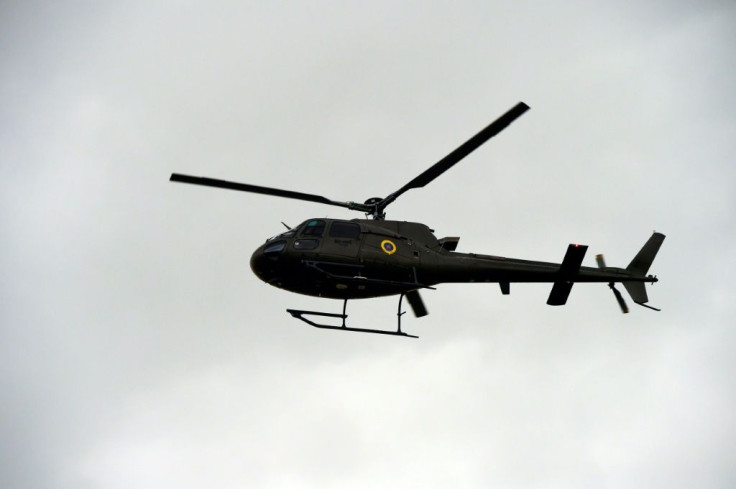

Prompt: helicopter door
xmin=321 ymin=221 xmax=362 ymax=259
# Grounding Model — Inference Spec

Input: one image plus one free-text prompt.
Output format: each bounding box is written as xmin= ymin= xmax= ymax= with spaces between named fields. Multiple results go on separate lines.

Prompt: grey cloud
xmin=2 ymin=1 xmax=735 ymax=488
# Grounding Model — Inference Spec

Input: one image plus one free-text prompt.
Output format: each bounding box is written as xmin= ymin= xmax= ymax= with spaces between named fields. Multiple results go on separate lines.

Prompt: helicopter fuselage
xmin=249 ymin=218 xmax=649 ymax=300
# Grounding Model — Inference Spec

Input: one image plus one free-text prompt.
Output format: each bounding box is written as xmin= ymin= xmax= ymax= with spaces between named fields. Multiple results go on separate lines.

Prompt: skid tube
xmin=286 ymin=294 xmax=418 ymax=338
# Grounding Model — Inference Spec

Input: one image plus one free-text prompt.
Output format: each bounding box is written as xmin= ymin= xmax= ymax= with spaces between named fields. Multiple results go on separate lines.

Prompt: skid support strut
xmin=286 ymin=294 xmax=418 ymax=338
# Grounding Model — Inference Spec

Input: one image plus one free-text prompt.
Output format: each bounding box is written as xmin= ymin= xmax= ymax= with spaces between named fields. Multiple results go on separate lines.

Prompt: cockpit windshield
xmin=301 ymin=219 xmax=326 ymax=237
xmin=266 ymin=230 xmax=295 ymax=242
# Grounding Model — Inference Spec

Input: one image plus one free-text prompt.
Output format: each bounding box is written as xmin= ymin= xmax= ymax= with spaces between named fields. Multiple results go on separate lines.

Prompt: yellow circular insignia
xmin=380 ymin=239 xmax=397 ymax=255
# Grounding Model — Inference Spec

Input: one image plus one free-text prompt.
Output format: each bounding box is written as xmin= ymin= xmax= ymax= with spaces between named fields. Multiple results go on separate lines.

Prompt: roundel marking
xmin=381 ymin=239 xmax=397 ymax=255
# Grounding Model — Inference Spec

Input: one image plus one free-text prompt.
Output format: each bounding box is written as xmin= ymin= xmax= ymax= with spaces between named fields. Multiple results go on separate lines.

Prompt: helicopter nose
xmin=250 ymin=248 xmax=269 ymax=280
xmin=250 ymin=240 xmax=287 ymax=280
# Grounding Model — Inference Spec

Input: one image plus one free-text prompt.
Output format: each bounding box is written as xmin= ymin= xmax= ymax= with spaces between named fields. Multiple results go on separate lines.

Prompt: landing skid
xmin=286 ymin=295 xmax=418 ymax=338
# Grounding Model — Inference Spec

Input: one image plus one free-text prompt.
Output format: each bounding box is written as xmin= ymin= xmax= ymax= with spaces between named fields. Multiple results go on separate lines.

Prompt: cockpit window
xmin=301 ymin=220 xmax=326 ymax=237
xmin=329 ymin=221 xmax=360 ymax=239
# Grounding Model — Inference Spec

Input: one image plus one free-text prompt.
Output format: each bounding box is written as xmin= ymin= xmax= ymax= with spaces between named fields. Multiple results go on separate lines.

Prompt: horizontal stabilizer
xmin=547 ymin=244 xmax=587 ymax=306
xmin=547 ymin=281 xmax=574 ymax=306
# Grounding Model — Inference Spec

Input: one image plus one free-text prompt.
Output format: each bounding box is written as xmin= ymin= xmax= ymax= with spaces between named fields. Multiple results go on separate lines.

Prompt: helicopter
xmin=170 ymin=102 xmax=665 ymax=338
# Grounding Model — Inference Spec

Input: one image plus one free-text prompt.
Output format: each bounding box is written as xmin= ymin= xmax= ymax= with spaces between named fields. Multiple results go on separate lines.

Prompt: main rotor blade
xmin=405 ymin=289 xmax=428 ymax=318
xmin=380 ymin=102 xmax=529 ymax=210
xmin=170 ymin=173 xmax=366 ymax=211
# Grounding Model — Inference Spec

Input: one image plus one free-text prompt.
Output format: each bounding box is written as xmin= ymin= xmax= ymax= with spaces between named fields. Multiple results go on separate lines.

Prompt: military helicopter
xmin=170 ymin=102 xmax=664 ymax=338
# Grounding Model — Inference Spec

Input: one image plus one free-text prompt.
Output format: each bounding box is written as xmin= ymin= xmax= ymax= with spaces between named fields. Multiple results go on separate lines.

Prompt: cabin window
xmin=293 ymin=239 xmax=319 ymax=250
xmin=329 ymin=221 xmax=360 ymax=239
xmin=301 ymin=220 xmax=326 ymax=237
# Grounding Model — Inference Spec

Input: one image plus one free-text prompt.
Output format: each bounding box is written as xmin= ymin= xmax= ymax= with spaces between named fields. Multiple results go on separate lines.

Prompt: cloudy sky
xmin=2 ymin=1 xmax=735 ymax=488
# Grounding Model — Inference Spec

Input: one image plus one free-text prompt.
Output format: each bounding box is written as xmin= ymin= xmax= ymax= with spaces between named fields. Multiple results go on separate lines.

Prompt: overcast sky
xmin=2 ymin=1 xmax=735 ymax=488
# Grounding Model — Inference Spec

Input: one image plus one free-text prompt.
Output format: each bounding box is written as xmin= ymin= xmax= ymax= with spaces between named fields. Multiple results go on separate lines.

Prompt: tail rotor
xmin=609 ymin=282 xmax=630 ymax=314
xmin=597 ymin=253 xmax=629 ymax=314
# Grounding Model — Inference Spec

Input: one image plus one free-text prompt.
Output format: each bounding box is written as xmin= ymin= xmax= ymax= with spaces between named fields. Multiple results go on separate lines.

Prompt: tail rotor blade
xmin=609 ymin=283 xmax=629 ymax=314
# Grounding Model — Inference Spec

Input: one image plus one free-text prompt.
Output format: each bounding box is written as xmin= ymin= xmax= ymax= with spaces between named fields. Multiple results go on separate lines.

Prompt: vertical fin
xmin=623 ymin=232 xmax=665 ymax=307
xmin=627 ymin=232 xmax=665 ymax=276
